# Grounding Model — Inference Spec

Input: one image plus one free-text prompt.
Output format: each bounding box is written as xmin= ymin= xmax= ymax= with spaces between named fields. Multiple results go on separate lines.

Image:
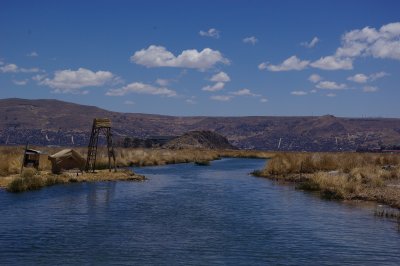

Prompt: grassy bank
xmin=0 ymin=146 xmax=274 ymax=176
xmin=0 ymin=168 xmax=145 ymax=193
xmin=0 ymin=146 xmax=273 ymax=192
xmin=255 ymin=152 xmax=400 ymax=209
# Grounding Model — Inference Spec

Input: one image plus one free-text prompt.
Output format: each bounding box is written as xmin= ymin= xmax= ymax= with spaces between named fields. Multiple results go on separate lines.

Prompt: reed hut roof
xmin=48 ymin=149 xmax=85 ymax=173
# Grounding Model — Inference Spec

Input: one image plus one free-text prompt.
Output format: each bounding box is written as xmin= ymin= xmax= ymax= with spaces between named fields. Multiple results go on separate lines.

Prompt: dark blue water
xmin=0 ymin=158 xmax=399 ymax=265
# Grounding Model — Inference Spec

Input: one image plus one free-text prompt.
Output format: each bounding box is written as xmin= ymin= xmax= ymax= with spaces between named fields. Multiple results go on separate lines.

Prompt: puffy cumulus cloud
xmin=27 ymin=51 xmax=38 ymax=57
xmin=336 ymin=22 xmax=400 ymax=60
xmin=310 ymin=56 xmax=353 ymax=70
xmin=131 ymin=45 xmax=229 ymax=70
xmin=210 ymin=95 xmax=233 ymax=101
xmin=316 ymin=81 xmax=346 ymax=90
xmin=243 ymin=36 xmax=258 ymax=45
xmin=202 ymin=82 xmax=225 ymax=92
xmin=258 ymin=62 xmax=267 ymax=70
xmin=203 ymin=71 xmax=231 ymax=92
xmin=199 ymin=28 xmax=220 ymax=38
xmin=308 ymin=74 xmax=323 ymax=83
xmin=347 ymin=72 xmax=389 ymax=83
xmin=231 ymin=88 xmax=259 ymax=96
xmin=210 ymin=71 xmax=230 ymax=82
xmin=39 ymin=68 xmax=114 ymax=93
xmin=363 ymin=86 xmax=379 ymax=93
xmin=347 ymin=73 xmax=368 ymax=83
xmin=267 ymin=56 xmax=309 ymax=71
xmin=301 ymin=37 xmax=319 ymax=48
xmin=291 ymin=90 xmax=308 ymax=96
xmin=0 ymin=64 xmax=18 ymax=73
xmin=106 ymin=82 xmax=176 ymax=97
xmin=0 ymin=63 xmax=40 ymax=73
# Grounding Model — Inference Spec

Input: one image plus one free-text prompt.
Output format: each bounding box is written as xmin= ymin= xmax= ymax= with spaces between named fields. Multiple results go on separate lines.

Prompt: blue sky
xmin=1 ymin=0 xmax=400 ymax=117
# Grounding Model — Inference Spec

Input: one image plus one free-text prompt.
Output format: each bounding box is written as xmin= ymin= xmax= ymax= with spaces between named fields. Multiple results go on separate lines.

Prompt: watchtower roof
xmin=93 ymin=118 xmax=111 ymax=128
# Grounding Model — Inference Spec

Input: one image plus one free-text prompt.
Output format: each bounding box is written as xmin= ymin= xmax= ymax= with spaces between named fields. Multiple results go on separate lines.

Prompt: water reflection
xmin=0 ymin=158 xmax=399 ymax=265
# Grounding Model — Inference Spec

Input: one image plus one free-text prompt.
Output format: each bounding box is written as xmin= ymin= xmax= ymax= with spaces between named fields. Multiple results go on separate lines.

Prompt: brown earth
xmin=1 ymin=98 xmax=400 ymax=151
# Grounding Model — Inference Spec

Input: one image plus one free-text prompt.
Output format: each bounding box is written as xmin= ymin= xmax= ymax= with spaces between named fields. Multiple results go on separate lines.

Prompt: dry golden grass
xmin=0 ymin=146 xmax=273 ymax=175
xmin=258 ymin=152 xmax=400 ymax=208
xmin=0 ymin=146 xmax=273 ymax=192
xmin=5 ymin=169 xmax=145 ymax=192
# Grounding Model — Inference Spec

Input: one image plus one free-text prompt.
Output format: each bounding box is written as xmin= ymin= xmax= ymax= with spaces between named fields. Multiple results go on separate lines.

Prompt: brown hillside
xmin=0 ymin=98 xmax=399 ymax=151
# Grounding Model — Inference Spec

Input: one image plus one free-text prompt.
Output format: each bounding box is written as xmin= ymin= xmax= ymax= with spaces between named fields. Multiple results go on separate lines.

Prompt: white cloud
xmin=243 ymin=36 xmax=258 ymax=45
xmin=13 ymin=79 xmax=28 ymax=86
xmin=316 ymin=81 xmax=346 ymax=90
xmin=347 ymin=71 xmax=389 ymax=83
xmin=336 ymin=22 xmax=400 ymax=60
xmin=0 ymin=64 xmax=18 ymax=73
xmin=310 ymin=89 xmax=317 ymax=93
xmin=310 ymin=56 xmax=353 ymax=70
xmin=124 ymin=100 xmax=135 ymax=105
xmin=106 ymin=82 xmax=176 ymax=97
xmin=210 ymin=71 xmax=230 ymax=82
xmin=260 ymin=98 xmax=268 ymax=103
xmin=131 ymin=45 xmax=229 ymax=70
xmin=291 ymin=90 xmax=308 ymax=96
xmin=258 ymin=62 xmax=267 ymax=70
xmin=308 ymin=74 xmax=323 ymax=83
xmin=326 ymin=93 xmax=336 ymax=97
xmin=347 ymin=73 xmax=368 ymax=83
xmin=363 ymin=86 xmax=379 ymax=93
xmin=199 ymin=28 xmax=220 ymax=38
xmin=203 ymin=71 xmax=231 ymax=92
xmin=27 ymin=51 xmax=38 ymax=57
xmin=370 ymin=71 xmax=389 ymax=80
xmin=210 ymin=95 xmax=233 ymax=101
xmin=19 ymin=67 xmax=40 ymax=73
xmin=0 ymin=63 xmax=39 ymax=73
xmin=32 ymin=74 xmax=46 ymax=81
xmin=231 ymin=88 xmax=259 ymax=96
xmin=267 ymin=55 xmax=309 ymax=71
xmin=301 ymin=37 xmax=319 ymax=48
xmin=155 ymin=78 xmax=169 ymax=86
xmin=185 ymin=97 xmax=197 ymax=104
xmin=202 ymin=82 xmax=225 ymax=92
xmin=39 ymin=68 xmax=114 ymax=93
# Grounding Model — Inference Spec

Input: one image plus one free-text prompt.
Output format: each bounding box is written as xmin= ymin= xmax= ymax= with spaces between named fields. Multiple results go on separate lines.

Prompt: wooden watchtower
xmin=85 ymin=118 xmax=116 ymax=172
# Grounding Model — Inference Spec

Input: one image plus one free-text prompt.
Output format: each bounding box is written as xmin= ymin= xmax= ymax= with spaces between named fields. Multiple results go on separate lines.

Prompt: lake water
xmin=0 ymin=158 xmax=399 ymax=265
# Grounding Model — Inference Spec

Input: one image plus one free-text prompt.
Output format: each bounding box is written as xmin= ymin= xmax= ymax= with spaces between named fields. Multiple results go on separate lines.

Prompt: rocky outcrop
xmin=163 ymin=131 xmax=236 ymax=150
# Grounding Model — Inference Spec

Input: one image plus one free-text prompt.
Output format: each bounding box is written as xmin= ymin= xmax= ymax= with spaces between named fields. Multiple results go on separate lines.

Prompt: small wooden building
xmin=23 ymin=149 xmax=41 ymax=169
xmin=48 ymin=149 xmax=86 ymax=174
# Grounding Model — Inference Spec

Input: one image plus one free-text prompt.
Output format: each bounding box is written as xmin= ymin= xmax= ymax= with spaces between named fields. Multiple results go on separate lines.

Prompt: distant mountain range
xmin=1 ymin=98 xmax=400 ymax=151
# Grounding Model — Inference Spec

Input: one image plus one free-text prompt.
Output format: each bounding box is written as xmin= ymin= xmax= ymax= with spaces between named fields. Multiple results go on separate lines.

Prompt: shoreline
xmin=0 ymin=169 xmax=146 ymax=193
xmin=254 ymin=152 xmax=400 ymax=210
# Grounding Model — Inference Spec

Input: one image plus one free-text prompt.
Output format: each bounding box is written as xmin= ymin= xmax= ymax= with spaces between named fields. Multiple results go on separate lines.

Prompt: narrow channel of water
xmin=0 ymin=158 xmax=399 ymax=265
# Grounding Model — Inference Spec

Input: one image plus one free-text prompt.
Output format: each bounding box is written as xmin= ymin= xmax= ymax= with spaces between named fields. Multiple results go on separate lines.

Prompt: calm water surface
xmin=0 ymin=158 xmax=399 ymax=265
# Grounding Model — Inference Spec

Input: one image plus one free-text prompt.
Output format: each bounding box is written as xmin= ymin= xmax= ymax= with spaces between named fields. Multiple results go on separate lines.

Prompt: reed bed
xmin=0 ymin=146 xmax=273 ymax=177
xmin=0 ymin=146 xmax=273 ymax=192
xmin=257 ymin=152 xmax=400 ymax=208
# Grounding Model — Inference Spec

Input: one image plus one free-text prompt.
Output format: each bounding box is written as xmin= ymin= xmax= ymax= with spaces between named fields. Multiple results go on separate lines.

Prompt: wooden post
xmin=20 ymin=143 xmax=28 ymax=174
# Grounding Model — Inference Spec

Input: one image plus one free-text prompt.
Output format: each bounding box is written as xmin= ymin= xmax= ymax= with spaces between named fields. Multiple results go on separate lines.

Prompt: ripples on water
xmin=0 ymin=158 xmax=399 ymax=265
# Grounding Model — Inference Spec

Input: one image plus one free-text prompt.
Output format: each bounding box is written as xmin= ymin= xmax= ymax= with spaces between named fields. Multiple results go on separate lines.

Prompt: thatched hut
xmin=48 ymin=149 xmax=85 ymax=174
